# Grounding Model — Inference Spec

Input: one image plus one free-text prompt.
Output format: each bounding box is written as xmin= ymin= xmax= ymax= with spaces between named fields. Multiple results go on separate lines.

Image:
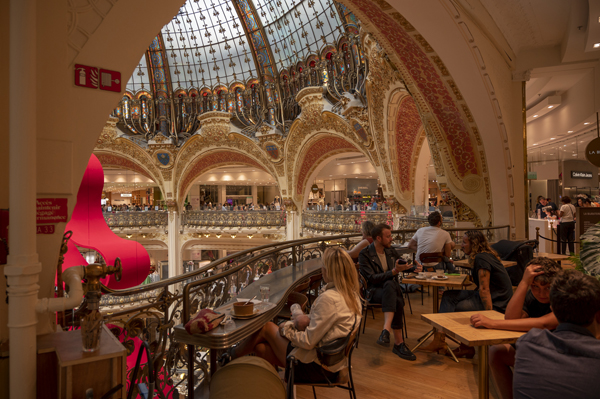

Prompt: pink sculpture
xmin=63 ymin=154 xmax=150 ymax=289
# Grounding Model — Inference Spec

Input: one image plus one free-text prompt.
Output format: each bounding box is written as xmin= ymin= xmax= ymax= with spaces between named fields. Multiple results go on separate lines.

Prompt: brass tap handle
xmin=112 ymin=257 xmax=122 ymax=282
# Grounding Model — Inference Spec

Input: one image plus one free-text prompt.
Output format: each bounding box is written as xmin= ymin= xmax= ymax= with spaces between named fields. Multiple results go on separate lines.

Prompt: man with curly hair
xmin=470 ymin=257 xmax=561 ymax=399
xmin=513 ymin=269 xmax=600 ymax=399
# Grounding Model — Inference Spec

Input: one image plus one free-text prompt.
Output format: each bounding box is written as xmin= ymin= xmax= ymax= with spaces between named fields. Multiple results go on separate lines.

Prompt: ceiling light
xmin=550 ymin=138 xmax=555 ymax=140
xmin=533 ymin=115 xmax=539 ymax=117
xmin=216 ymin=233 xmax=221 ymax=239
xmin=595 ymin=43 xmax=600 ymax=48
xmin=247 ymin=234 xmax=253 ymax=239
xmin=547 ymin=106 xmax=554 ymax=109
xmin=230 ymin=234 xmax=236 ymax=239
xmin=585 ymin=122 xmax=591 ymax=125
xmin=533 ymin=143 xmax=538 ymax=146
xmin=568 ymin=130 xmax=574 ymax=133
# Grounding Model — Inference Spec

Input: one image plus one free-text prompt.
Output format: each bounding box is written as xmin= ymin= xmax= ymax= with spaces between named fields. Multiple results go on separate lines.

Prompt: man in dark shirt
xmin=470 ymin=258 xmax=561 ymax=399
xmin=358 ymin=223 xmax=421 ymax=361
xmin=513 ymin=269 xmax=600 ymax=399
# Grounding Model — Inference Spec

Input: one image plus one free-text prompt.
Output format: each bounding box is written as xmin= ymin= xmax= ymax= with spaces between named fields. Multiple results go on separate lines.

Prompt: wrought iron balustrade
xmin=182 ymin=210 xmax=286 ymax=230
xmin=103 ymin=211 xmax=168 ymax=229
xmin=91 ymin=223 xmax=509 ymax=397
xmin=302 ymin=210 xmax=391 ymax=233
xmin=397 ymin=216 xmax=455 ymax=230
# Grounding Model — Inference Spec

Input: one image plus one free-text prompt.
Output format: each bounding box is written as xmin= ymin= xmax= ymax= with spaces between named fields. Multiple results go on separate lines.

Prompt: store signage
xmin=527 ymin=171 xmax=537 ymax=180
xmin=121 ymin=193 xmax=132 ymax=197
xmin=311 ymin=184 xmax=319 ymax=193
xmin=74 ymin=64 xmax=121 ymax=92
xmin=36 ymin=225 xmax=55 ymax=235
xmin=36 ymin=198 xmax=68 ymax=225
xmin=585 ymin=137 xmax=600 ymax=167
xmin=571 ymin=171 xmax=593 ymax=179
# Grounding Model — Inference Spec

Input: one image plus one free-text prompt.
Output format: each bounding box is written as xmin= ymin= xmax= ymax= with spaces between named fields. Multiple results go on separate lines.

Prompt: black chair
xmin=491 ymin=240 xmax=535 ymax=286
xmin=358 ymin=274 xmax=407 ymax=340
xmin=285 ymin=326 xmax=359 ymax=399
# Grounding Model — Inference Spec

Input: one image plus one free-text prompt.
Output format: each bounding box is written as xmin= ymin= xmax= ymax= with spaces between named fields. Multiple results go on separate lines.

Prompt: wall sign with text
xmin=36 ymin=198 xmax=68 ymax=224
xmin=571 ymin=171 xmax=593 ymax=179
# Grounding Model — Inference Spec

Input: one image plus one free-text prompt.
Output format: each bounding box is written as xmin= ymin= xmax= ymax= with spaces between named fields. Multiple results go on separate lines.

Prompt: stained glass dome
xmin=118 ymin=0 xmax=363 ymax=144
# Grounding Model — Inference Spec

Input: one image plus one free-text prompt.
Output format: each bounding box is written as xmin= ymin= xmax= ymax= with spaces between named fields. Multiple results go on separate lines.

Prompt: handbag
xmin=316 ymin=316 xmax=357 ymax=367
xmin=185 ymin=308 xmax=225 ymax=334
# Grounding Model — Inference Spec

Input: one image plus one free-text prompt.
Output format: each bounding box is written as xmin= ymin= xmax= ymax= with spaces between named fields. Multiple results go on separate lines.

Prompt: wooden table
xmin=402 ymin=274 xmax=468 ymax=313
xmin=534 ymin=252 xmax=570 ymax=267
xmin=453 ymin=259 xmax=517 ymax=269
xmin=403 ymin=274 xmax=468 ymax=361
xmin=421 ymin=311 xmax=524 ymax=399
xmin=36 ymin=324 xmax=127 ymax=399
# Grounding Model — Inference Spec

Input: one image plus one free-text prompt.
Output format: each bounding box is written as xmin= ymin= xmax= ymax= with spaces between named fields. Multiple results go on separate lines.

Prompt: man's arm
xmin=478 ymin=269 xmax=493 ymax=310
xmin=358 ymin=250 xmax=395 ymax=285
xmin=505 ymin=264 xmax=544 ymax=319
xmin=443 ymin=242 xmax=454 ymax=258
xmin=407 ymin=239 xmax=418 ymax=251
xmin=471 ymin=312 xmax=558 ymax=332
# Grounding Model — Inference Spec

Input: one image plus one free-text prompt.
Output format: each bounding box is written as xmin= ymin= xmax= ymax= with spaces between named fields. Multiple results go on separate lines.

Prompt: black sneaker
xmin=393 ymin=342 xmax=417 ymax=361
xmin=376 ymin=329 xmax=390 ymax=347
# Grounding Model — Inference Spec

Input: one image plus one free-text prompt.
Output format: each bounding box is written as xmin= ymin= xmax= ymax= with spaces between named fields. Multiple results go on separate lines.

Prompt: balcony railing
xmin=182 ymin=210 xmax=286 ymax=229
xmin=88 ymin=223 xmax=509 ymax=396
xmin=103 ymin=210 xmax=168 ymax=229
xmin=302 ymin=210 xmax=391 ymax=233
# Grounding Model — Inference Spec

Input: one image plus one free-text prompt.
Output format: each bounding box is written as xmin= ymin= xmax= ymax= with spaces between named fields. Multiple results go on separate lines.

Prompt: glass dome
xmin=118 ymin=0 xmax=363 ymax=144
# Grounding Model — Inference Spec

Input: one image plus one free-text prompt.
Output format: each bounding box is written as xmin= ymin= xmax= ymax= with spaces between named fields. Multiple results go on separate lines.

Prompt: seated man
xmin=407 ymin=211 xmax=455 ymax=271
xmin=358 ymin=223 xmax=421 ymax=361
xmin=470 ymin=257 xmax=560 ymax=399
xmin=513 ymin=269 xmax=600 ymax=399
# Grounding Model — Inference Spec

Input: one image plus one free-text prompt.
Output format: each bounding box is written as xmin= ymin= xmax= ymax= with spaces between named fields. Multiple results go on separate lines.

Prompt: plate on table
xmin=414 ymin=275 xmax=427 ymax=280
xmin=433 ymin=275 xmax=448 ymax=280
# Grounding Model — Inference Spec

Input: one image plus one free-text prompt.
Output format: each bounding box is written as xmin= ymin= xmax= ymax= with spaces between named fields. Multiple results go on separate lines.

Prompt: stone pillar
xmin=219 ymin=185 xmax=227 ymax=206
xmin=166 ymin=203 xmax=180 ymax=281
xmin=6 ymin=0 xmax=42 ymax=398
xmin=285 ymin=207 xmax=302 ymax=241
xmin=252 ymin=185 xmax=258 ymax=206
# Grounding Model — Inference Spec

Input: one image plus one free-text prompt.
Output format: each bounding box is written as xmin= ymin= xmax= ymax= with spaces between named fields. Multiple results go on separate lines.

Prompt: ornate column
xmin=166 ymin=201 xmax=181 ymax=281
xmin=6 ymin=0 xmax=42 ymax=398
xmin=284 ymin=200 xmax=301 ymax=241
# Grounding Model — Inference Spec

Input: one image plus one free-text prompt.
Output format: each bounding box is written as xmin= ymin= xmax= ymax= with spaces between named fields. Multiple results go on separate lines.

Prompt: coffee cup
xmin=436 ymin=269 xmax=445 ymax=278
xmin=418 ymin=272 xmax=425 ymax=278
xmin=233 ymin=302 xmax=254 ymax=316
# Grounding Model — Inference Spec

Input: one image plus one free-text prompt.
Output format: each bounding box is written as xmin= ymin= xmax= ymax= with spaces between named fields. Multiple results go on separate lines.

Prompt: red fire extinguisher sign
xmin=74 ymin=64 xmax=121 ymax=92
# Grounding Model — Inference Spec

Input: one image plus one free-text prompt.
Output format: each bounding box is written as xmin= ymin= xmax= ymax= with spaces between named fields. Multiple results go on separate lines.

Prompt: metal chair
xmin=358 ymin=274 xmax=407 ymax=341
xmin=285 ymin=325 xmax=359 ymax=399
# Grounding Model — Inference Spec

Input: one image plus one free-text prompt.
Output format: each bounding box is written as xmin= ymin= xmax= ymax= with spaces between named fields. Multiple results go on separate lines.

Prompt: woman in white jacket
xmin=225 ymin=247 xmax=362 ymax=382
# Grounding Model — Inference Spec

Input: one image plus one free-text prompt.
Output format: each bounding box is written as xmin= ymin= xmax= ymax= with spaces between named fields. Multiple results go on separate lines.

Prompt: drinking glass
xmin=260 ymin=284 xmax=270 ymax=303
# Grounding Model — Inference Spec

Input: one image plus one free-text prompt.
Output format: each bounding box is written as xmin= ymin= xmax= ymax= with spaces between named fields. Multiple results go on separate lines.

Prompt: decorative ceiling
xmin=126 ymin=0 xmax=354 ymax=94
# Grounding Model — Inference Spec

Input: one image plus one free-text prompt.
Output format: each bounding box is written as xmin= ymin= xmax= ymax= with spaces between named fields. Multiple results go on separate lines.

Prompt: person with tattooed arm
xmin=419 ymin=230 xmax=513 ymax=358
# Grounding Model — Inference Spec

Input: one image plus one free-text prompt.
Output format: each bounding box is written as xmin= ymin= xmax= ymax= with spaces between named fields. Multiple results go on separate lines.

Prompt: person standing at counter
xmin=535 ymin=196 xmax=551 ymax=218
xmin=559 ymin=196 xmax=576 ymax=255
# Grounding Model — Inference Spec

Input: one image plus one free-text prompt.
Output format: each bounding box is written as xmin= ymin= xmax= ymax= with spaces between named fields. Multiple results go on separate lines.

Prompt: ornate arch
xmin=95 ymin=153 xmax=154 ymax=181
xmin=294 ymin=135 xmax=360 ymax=198
xmin=387 ymin=93 xmax=427 ymax=206
xmin=285 ymin=88 xmax=384 ymax=201
xmin=95 ymin=118 xmax=165 ymax=188
xmin=359 ymin=24 xmax=490 ymax=225
xmin=177 ymin=150 xmax=268 ymax=204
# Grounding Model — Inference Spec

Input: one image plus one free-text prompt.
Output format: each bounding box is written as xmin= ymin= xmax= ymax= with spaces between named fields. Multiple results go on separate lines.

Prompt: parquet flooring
xmin=297 ymin=289 xmax=500 ymax=399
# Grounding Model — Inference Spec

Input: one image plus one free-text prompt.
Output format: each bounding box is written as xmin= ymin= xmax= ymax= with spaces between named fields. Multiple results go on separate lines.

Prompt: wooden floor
xmin=297 ymin=289 xmax=500 ymax=399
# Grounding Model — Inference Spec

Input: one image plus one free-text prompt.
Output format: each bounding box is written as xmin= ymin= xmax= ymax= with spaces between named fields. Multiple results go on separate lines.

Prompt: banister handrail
xmin=101 ymin=224 xmax=510 ymax=298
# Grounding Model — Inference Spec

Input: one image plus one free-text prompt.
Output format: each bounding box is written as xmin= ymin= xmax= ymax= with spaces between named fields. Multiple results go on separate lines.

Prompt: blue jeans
xmin=439 ymin=290 xmax=484 ymax=313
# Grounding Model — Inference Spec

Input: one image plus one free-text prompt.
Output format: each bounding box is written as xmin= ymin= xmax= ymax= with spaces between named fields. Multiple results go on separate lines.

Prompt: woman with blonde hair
xmin=223 ymin=246 xmax=362 ymax=382
xmin=421 ymin=230 xmax=513 ymax=358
